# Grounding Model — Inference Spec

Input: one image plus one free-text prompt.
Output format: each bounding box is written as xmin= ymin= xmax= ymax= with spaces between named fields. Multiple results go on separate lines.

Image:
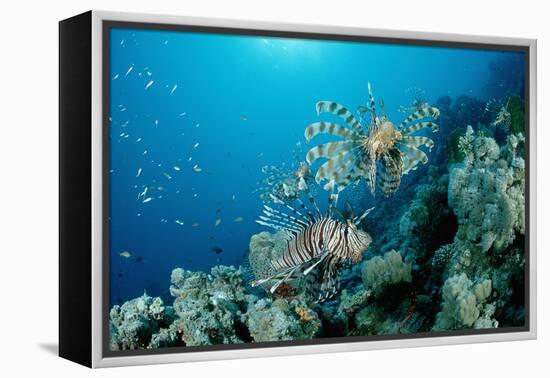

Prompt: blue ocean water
xmin=108 ymin=27 xmax=523 ymax=306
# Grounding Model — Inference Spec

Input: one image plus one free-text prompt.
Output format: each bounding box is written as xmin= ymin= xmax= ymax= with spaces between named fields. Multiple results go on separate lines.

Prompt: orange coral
xmin=295 ymin=307 xmax=316 ymax=322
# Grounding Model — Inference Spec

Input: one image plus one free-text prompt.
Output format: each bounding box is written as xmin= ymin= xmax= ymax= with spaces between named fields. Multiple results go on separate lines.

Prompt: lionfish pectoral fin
xmin=269 ymin=266 xmax=300 ymax=293
xmin=251 ymin=265 xmax=299 ymax=289
xmin=303 ymin=252 xmax=329 ymax=276
xmin=318 ymin=258 xmax=341 ymax=302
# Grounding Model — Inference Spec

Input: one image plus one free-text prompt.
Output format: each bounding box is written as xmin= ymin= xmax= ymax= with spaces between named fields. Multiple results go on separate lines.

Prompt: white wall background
xmin=0 ymin=0 xmax=546 ymax=376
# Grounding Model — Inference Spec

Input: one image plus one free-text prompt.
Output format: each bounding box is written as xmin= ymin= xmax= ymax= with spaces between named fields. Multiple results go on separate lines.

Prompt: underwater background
xmin=108 ymin=27 xmax=526 ymax=350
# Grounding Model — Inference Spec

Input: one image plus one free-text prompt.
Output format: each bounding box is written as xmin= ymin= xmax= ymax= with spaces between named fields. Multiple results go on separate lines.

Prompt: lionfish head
xmin=345 ymin=219 xmax=373 ymax=263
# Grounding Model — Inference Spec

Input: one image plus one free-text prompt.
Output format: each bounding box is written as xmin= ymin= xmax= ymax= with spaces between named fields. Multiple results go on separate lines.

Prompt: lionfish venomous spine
xmin=251 ymin=194 xmax=373 ymax=301
xmin=305 ymin=83 xmax=440 ymax=197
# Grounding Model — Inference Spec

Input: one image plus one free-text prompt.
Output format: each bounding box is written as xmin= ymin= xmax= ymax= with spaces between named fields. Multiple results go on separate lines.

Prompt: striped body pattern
xmin=304 ymin=83 xmax=440 ymax=197
xmin=253 ymin=199 xmax=373 ymax=301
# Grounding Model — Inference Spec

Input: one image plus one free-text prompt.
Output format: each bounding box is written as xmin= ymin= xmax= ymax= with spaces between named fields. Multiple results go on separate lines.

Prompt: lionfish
xmin=251 ymin=193 xmax=373 ymax=301
xmin=255 ymin=162 xmax=314 ymax=203
xmin=304 ymin=83 xmax=440 ymax=197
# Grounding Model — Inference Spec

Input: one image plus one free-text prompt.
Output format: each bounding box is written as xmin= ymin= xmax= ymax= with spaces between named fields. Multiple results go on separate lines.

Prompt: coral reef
xmin=110 ymin=89 xmax=527 ymax=350
xmin=248 ymin=231 xmax=286 ymax=281
xmin=433 ymin=273 xmax=496 ymax=330
xmin=362 ymin=251 xmax=412 ymax=296
xmin=245 ymin=298 xmax=321 ymax=341
xmin=168 ymin=266 xmax=253 ymax=346
xmin=449 ymin=127 xmax=525 ymax=254
xmin=438 ymin=129 xmax=526 ymax=327
xmin=109 ymin=292 xmax=175 ymax=350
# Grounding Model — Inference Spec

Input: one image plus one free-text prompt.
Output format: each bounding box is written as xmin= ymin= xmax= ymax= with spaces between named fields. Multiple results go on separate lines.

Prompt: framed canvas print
xmin=59 ymin=10 xmax=537 ymax=368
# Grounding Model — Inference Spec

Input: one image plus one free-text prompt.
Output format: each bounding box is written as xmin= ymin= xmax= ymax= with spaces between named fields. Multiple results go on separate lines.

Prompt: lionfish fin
xmin=314 ymin=150 xmax=355 ymax=184
xmin=306 ymin=140 xmax=353 ymax=165
xmin=258 ymin=215 xmax=302 ymax=233
xmin=304 ymin=122 xmax=357 ymax=142
xmin=367 ymin=82 xmax=377 ymax=123
xmin=398 ymin=106 xmax=440 ymax=130
xmin=301 ymin=253 xmax=326 ymax=276
xmin=268 ymin=194 xmax=311 ymax=223
xmin=402 ymin=121 xmax=439 ymax=135
xmin=401 ymin=135 xmax=435 ymax=150
xmin=315 ymin=101 xmax=362 ymax=132
xmin=401 ymin=147 xmax=429 ymax=174
xmin=377 ymin=149 xmax=403 ymax=197
xmin=263 ymin=205 xmax=308 ymax=228
xmin=269 ymin=266 xmax=300 ymax=293
xmin=353 ymin=207 xmax=375 ymax=225
xmin=318 ymin=257 xmax=341 ymax=302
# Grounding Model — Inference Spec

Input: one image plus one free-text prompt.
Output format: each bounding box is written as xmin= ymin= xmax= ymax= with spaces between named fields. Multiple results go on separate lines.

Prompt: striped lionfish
xmin=255 ymin=162 xmax=314 ymax=203
xmin=251 ymin=194 xmax=373 ymax=301
xmin=304 ymin=83 xmax=440 ymax=197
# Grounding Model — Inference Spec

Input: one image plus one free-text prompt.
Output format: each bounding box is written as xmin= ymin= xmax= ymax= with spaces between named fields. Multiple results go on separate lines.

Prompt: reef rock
xmin=109 ymin=292 xmax=174 ymax=350
xmin=361 ymin=250 xmax=412 ymax=296
xmin=245 ymin=298 xmax=321 ymax=342
xmin=168 ymin=265 xmax=255 ymax=346
xmin=449 ymin=127 xmax=525 ymax=254
xmin=248 ymin=231 xmax=286 ymax=281
xmin=433 ymin=273 xmax=496 ymax=330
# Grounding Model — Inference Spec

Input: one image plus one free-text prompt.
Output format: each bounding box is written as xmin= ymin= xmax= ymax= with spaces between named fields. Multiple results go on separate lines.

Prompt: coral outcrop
xmin=362 ymin=250 xmax=412 ymax=296
xmin=245 ymin=298 xmax=321 ymax=341
xmin=433 ymin=273 xmax=496 ymax=330
xmin=110 ymin=292 xmax=174 ymax=350
xmin=449 ymin=127 xmax=525 ymax=254
xmin=168 ymin=266 xmax=253 ymax=346
xmin=248 ymin=231 xmax=286 ymax=281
